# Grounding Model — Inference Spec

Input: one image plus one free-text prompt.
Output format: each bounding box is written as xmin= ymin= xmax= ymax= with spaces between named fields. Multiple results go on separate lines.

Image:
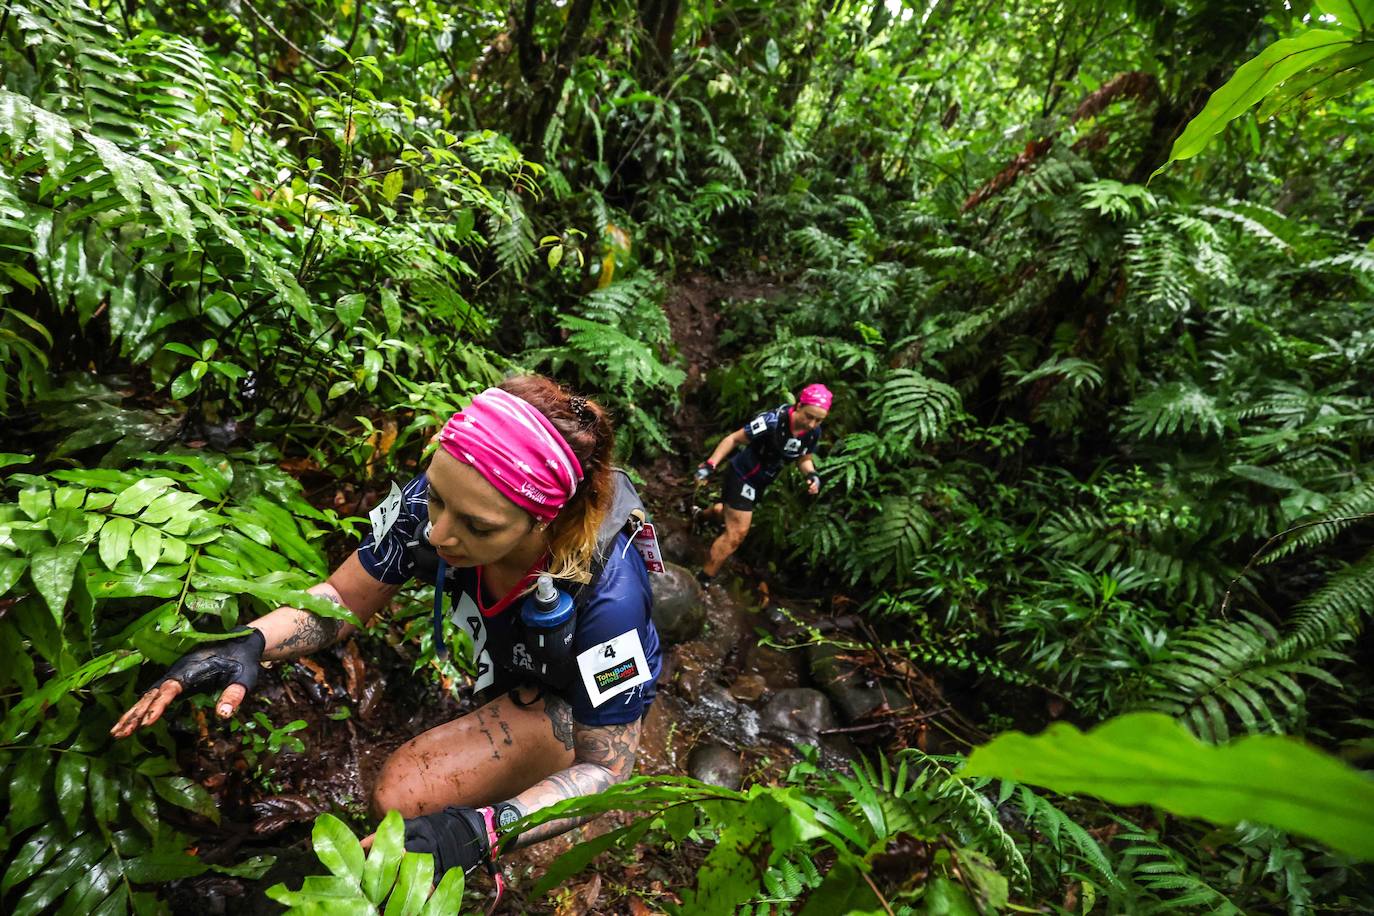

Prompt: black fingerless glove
xmin=154 ymin=627 xmax=266 ymax=696
xmin=403 ymin=806 xmax=497 ymax=875
xmin=805 ymin=472 xmax=821 ymax=491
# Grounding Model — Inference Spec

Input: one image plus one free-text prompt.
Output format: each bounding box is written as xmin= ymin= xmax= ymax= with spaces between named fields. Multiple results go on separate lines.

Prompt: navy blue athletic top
xmin=356 ymin=474 xmax=661 ymax=727
xmin=728 ymin=404 xmax=823 ymax=488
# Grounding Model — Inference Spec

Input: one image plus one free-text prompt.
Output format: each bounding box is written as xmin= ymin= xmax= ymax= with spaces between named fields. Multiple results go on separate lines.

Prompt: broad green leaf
xmin=268 ymin=876 xmax=375 ymax=913
xmin=313 ymin=813 xmax=365 ymax=884
xmin=383 ymin=852 xmax=434 ymax=916
xmin=1 ymin=831 xmax=64 ymax=895
xmin=6 ymin=750 xmax=52 ymax=837
xmin=0 ymin=555 xmax=28 ymax=595
xmin=961 ymin=713 xmax=1374 ymax=860
xmin=152 ymin=776 xmax=220 ymax=824
xmin=124 ymin=849 xmax=212 ymax=883
xmin=1315 ymin=0 xmax=1374 ymax=32
xmin=130 ymin=524 xmax=162 ymax=573
xmin=1 ymin=651 xmax=143 ymax=743
xmin=88 ymin=567 xmax=185 ymax=599
xmin=382 ymin=169 xmax=404 ymax=203
xmin=55 ymin=750 xmax=88 ymax=832
xmin=11 ymin=832 xmax=101 ymax=916
xmin=30 ymin=541 xmax=85 ymax=620
xmin=0 ymin=452 xmax=33 ymax=469
xmin=336 ymin=293 xmax=366 ymax=330
xmin=362 ymin=810 xmax=406 ymax=902
xmin=421 ymin=864 xmax=465 ymax=915
xmin=1157 ymin=30 xmax=1355 ymax=174
xmin=112 ymin=477 xmax=176 ymax=516
xmin=170 ymin=369 xmax=199 ymax=399
xmin=380 ymin=287 xmax=401 ymax=333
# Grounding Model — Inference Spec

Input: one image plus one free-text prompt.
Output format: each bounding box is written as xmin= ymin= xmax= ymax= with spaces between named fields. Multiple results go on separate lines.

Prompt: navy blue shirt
xmin=356 ymin=474 xmax=660 ymax=727
xmin=728 ymin=404 xmax=823 ymax=488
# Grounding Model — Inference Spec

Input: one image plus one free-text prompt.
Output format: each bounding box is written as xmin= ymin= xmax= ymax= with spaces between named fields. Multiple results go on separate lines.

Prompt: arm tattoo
xmin=502 ymin=718 xmax=640 ymax=848
xmin=544 ymin=695 xmax=576 ymax=751
xmin=266 ymin=607 xmax=345 ymax=660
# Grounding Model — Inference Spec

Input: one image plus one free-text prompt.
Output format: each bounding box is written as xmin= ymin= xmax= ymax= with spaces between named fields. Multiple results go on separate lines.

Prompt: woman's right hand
xmin=110 ymin=628 xmax=266 ymax=738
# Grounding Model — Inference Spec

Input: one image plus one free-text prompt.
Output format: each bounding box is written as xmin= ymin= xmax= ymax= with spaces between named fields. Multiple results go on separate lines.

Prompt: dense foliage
xmin=2 ymin=0 xmax=1373 ymax=912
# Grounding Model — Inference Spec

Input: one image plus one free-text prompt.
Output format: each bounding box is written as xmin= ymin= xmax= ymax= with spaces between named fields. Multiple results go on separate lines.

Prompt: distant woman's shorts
xmin=722 ymin=466 xmax=763 ymax=512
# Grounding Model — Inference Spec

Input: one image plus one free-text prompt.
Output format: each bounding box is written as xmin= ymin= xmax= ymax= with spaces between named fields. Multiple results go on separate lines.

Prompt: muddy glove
xmin=154 ymin=627 xmax=266 ymax=697
xmin=695 ymin=462 xmax=714 ymax=481
xmin=403 ymin=806 xmax=498 ymax=875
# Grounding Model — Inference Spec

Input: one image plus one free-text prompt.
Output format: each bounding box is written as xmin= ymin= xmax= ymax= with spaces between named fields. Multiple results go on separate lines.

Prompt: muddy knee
xmin=370 ymin=748 xmax=428 ymax=819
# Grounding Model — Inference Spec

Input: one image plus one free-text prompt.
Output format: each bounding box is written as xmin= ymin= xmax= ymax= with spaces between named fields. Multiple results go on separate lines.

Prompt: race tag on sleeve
xmin=749 ymin=416 xmax=768 ymax=435
xmin=577 ymin=629 xmax=653 ymax=707
xmin=368 ymin=481 xmax=404 ymax=543
xmin=631 ymin=522 xmax=665 ymax=574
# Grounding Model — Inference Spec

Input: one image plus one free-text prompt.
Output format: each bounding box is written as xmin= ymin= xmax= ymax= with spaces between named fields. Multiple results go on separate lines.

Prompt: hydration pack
xmin=413 ymin=469 xmax=652 ymax=687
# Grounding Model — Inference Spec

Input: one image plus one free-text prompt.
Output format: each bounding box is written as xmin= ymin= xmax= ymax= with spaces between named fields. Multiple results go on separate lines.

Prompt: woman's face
xmin=791 ymin=404 xmax=828 ymax=434
xmin=424 ymin=449 xmax=538 ymax=567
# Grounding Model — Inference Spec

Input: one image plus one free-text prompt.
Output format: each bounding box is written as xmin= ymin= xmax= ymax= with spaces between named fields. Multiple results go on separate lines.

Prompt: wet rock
xmin=743 ymin=642 xmax=803 ymax=689
xmin=729 ymin=674 xmax=767 ymax=703
xmin=760 ymin=688 xmax=839 ymax=744
xmin=807 ymin=643 xmax=916 ymax=723
xmin=658 ymin=525 xmax=703 ymax=567
xmin=650 ymin=562 xmax=706 ymax=643
xmin=668 ymin=641 xmax=717 ymax=701
xmin=688 ymin=743 xmax=744 ymax=790
xmin=682 ymin=685 xmax=760 ymax=747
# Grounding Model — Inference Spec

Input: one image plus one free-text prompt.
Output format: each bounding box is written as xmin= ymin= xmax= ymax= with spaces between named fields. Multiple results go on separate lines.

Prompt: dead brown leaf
xmin=555 ymin=874 xmax=602 ymax=916
xmin=342 ymin=639 xmax=366 ymax=701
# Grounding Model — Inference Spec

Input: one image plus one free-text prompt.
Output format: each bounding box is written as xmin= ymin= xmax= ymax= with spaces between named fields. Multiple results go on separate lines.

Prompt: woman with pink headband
xmin=693 ymin=383 xmax=832 ymax=586
xmin=112 ymin=375 xmax=662 ymax=888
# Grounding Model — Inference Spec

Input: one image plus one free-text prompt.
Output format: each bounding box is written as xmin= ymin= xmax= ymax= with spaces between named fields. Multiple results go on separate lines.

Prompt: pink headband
xmin=798 ymin=383 xmax=833 ymax=411
xmin=439 ymin=388 xmax=584 ymax=521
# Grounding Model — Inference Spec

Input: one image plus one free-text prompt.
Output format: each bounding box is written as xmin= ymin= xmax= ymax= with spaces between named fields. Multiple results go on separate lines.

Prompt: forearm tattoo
xmin=503 ymin=719 xmax=640 ymax=848
xmin=266 ymin=606 xmax=345 ymax=660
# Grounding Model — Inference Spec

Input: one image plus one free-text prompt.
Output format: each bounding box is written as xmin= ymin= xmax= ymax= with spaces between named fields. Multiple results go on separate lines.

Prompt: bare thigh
xmin=371 ymin=688 xmax=577 ymax=818
xmin=723 ymin=506 xmax=752 ymax=544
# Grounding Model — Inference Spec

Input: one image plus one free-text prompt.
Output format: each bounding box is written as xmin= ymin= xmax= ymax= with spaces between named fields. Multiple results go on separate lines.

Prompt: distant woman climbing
xmin=111 ymin=376 xmax=661 ymax=894
xmin=693 ymin=383 xmax=832 ymax=587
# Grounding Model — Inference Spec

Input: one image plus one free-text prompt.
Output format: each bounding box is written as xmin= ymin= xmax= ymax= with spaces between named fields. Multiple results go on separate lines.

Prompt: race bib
xmin=577 ymin=630 xmax=653 ymax=707
xmin=749 ymin=416 xmax=768 ymax=435
xmin=783 ymin=437 xmax=801 ymax=457
xmin=741 ymin=483 xmax=756 ymax=501
xmin=368 ymin=481 xmax=404 ymax=543
xmin=450 ymin=592 xmax=496 ymax=691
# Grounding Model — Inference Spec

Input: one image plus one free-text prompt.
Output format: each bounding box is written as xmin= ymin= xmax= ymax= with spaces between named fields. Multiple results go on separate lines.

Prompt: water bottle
xmin=520 ymin=575 xmax=577 ymax=679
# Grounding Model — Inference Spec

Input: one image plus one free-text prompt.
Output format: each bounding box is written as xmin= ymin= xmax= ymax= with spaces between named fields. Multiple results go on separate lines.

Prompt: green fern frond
xmin=1120 ymin=382 xmax=1228 ymax=439
xmin=904 ymin=751 xmax=1032 ymax=891
xmin=490 ymin=190 xmax=536 ymax=280
xmin=1014 ymin=785 xmax=1119 ymax=887
xmin=1261 ymin=478 xmax=1374 ymax=561
xmin=1275 ymin=548 xmax=1374 ymax=657
xmin=1115 ymin=826 xmax=1241 ymax=914
xmin=878 ymin=370 xmax=961 ymax=447
xmin=855 ymin=495 xmax=935 ymax=586
xmin=1129 ymin=612 xmax=1345 ymax=742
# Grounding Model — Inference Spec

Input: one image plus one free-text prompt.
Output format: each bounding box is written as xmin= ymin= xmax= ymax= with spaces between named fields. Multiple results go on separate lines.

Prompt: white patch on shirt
xmin=368 ymin=482 xmax=404 ymax=543
xmin=783 ymin=437 xmax=802 ymax=457
xmin=749 ymin=416 xmax=768 ymax=435
xmin=577 ymin=630 xmax=652 ymax=708
xmin=450 ymin=592 xmax=496 ymax=692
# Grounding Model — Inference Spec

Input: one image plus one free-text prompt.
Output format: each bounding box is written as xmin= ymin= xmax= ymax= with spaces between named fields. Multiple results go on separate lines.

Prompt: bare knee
xmin=370 ymin=746 xmax=427 ymax=819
